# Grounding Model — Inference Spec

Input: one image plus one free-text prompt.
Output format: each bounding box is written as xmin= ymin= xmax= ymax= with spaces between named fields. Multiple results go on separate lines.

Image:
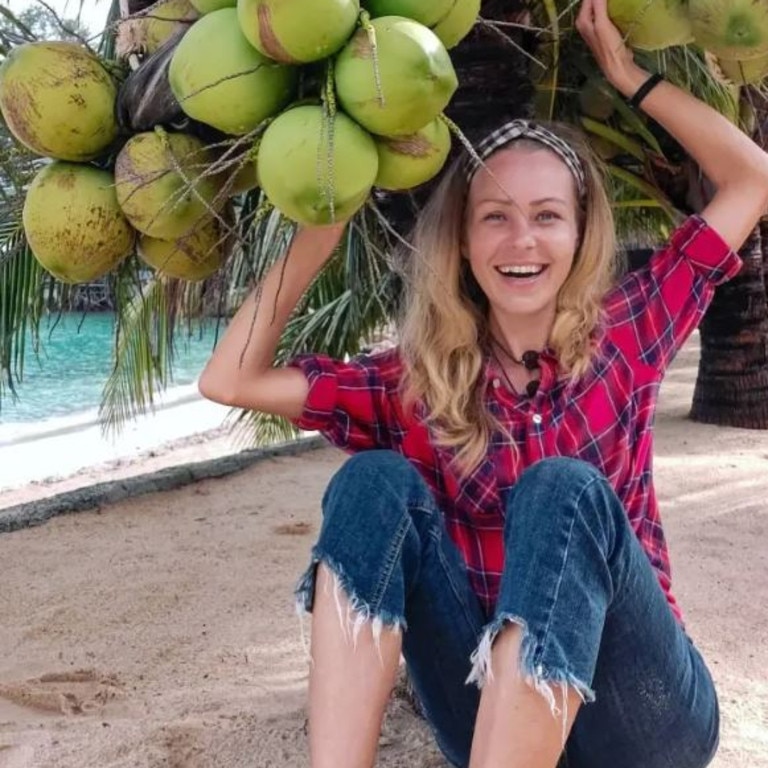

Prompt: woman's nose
xmin=506 ymin=217 xmax=536 ymax=249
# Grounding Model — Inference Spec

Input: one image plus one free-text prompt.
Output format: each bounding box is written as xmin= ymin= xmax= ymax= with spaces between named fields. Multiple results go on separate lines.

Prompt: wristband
xmin=628 ymin=73 xmax=663 ymax=110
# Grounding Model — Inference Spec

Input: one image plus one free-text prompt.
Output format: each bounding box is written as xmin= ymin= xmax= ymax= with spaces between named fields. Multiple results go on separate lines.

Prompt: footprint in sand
xmin=0 ymin=669 xmax=123 ymax=717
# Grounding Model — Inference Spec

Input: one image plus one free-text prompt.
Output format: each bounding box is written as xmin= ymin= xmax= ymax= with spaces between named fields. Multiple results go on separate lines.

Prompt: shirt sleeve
xmin=286 ymin=350 xmax=398 ymax=453
xmin=605 ymin=215 xmax=742 ymax=371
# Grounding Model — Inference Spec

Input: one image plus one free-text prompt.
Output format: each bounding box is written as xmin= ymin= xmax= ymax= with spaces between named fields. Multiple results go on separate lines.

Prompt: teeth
xmin=497 ymin=265 xmax=545 ymax=277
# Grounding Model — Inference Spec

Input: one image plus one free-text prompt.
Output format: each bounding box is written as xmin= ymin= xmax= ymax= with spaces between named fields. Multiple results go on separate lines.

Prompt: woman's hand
xmin=575 ymin=0 xmax=647 ymax=96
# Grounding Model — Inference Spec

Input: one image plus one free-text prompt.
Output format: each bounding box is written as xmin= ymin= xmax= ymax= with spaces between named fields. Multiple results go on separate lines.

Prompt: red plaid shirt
xmin=289 ymin=216 xmax=741 ymax=622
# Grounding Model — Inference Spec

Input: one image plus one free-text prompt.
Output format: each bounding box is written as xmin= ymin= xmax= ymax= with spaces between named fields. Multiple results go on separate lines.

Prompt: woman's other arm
xmin=198 ymin=223 xmax=347 ymax=419
xmin=577 ymin=0 xmax=768 ymax=251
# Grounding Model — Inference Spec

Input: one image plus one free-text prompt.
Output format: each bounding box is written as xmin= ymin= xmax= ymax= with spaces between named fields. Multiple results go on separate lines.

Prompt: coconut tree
xmin=0 ymin=0 xmax=766 ymax=441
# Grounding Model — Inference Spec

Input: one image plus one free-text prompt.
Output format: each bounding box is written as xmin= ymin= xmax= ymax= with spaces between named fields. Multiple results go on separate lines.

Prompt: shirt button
xmin=493 ymin=378 xmax=500 ymax=388
xmin=532 ymin=414 xmax=543 ymax=425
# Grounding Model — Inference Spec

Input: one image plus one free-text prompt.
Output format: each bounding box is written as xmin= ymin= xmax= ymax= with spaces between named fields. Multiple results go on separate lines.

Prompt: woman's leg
xmin=297 ymin=450 xmax=486 ymax=768
xmin=468 ymin=457 xmax=718 ymax=768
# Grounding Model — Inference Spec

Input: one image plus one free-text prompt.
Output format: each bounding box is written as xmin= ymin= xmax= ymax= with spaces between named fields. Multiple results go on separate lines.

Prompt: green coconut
xmin=257 ymin=105 xmax=378 ymax=225
xmin=691 ymin=0 xmax=768 ymax=61
xmin=578 ymin=77 xmax=615 ymax=120
xmin=169 ymin=8 xmax=297 ymax=135
xmin=115 ymin=131 xmax=225 ymax=239
xmin=335 ymin=16 xmax=458 ymax=137
xmin=237 ymin=0 xmax=360 ymax=63
xmin=117 ymin=0 xmax=198 ymax=58
xmin=138 ymin=216 xmax=229 ymax=280
xmin=607 ymin=0 xmax=693 ymax=50
xmin=22 ymin=163 xmax=134 ymax=284
xmin=374 ymin=116 xmax=451 ymax=190
xmin=431 ymin=0 xmax=480 ymax=49
xmin=363 ymin=0 xmax=453 ymax=27
xmin=189 ymin=0 xmax=235 ymax=13
xmin=0 ymin=42 xmax=117 ymax=161
xmin=717 ymin=54 xmax=768 ymax=85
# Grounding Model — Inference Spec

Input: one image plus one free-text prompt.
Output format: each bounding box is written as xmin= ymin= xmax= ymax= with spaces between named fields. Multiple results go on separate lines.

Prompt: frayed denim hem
xmin=466 ymin=614 xmax=596 ymax=743
xmin=295 ymin=553 xmax=405 ymax=657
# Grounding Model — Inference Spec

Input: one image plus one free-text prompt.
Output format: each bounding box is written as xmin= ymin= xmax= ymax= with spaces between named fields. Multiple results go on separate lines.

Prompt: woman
xmin=199 ymin=1 xmax=768 ymax=766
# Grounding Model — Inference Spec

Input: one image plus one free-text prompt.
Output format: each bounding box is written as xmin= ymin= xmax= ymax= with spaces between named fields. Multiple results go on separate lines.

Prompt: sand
xmin=0 ymin=336 xmax=766 ymax=767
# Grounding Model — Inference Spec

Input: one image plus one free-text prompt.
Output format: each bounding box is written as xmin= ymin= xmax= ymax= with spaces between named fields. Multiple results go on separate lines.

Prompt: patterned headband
xmin=464 ymin=119 xmax=587 ymax=199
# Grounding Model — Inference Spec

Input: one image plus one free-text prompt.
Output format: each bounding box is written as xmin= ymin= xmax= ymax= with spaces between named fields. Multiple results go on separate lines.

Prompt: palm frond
xmin=608 ymin=166 xmax=677 ymax=245
xmin=0 ymin=207 xmax=44 ymax=406
xmin=97 ymin=0 xmax=122 ymax=60
xmin=98 ymin=261 xmax=176 ymax=435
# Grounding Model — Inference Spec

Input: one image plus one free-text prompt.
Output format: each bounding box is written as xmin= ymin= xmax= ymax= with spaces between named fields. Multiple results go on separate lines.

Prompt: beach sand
xmin=0 ymin=336 xmax=767 ymax=767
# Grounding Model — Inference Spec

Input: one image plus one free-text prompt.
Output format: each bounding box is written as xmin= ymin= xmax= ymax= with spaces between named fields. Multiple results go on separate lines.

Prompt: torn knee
xmin=295 ymin=557 xmax=405 ymax=655
xmin=466 ymin=616 xmax=595 ymax=742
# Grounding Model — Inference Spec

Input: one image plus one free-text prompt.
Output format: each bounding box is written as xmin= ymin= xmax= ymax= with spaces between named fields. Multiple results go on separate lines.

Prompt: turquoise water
xmin=0 ymin=313 xmax=218 ymax=425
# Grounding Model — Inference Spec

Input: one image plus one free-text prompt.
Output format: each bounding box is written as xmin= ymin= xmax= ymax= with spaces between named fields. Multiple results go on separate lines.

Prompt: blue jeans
xmin=297 ymin=451 xmax=719 ymax=768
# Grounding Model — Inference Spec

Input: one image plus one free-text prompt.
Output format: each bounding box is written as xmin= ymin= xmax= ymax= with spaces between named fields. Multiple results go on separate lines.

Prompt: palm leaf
xmin=98 ymin=261 xmax=176 ymax=434
xmin=0 ymin=208 xmax=44 ymax=404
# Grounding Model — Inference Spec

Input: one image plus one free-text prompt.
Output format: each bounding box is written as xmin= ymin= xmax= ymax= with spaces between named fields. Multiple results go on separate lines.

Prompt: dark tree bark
xmin=690 ymin=222 xmax=768 ymax=427
xmin=690 ymin=92 xmax=768 ymax=428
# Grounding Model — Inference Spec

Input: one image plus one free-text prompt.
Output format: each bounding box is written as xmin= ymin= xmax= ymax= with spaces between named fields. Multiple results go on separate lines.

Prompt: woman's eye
xmin=536 ymin=211 xmax=560 ymax=222
xmin=483 ymin=211 xmax=505 ymax=222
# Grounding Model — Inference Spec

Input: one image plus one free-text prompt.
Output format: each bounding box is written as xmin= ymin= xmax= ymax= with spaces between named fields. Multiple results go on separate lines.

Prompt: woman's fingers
xmin=577 ymin=0 xmax=637 ymax=87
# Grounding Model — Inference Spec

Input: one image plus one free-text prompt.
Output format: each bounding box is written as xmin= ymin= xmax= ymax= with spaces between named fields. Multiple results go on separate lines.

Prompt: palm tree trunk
xmin=690 ymin=222 xmax=768 ymax=427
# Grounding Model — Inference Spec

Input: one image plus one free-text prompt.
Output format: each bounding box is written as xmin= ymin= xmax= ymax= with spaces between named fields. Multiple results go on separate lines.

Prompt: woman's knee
xmin=322 ymin=449 xmax=427 ymax=517
xmin=517 ymin=456 xmax=604 ymax=492
xmin=510 ymin=457 xmax=622 ymax=528
xmin=506 ymin=456 xmax=628 ymax=548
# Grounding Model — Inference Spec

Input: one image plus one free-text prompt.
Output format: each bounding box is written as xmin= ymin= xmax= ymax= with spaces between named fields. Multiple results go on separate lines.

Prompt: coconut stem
xmin=438 ymin=112 xmax=510 ymax=198
xmin=154 ymin=127 xmax=235 ymax=239
xmin=438 ymin=112 xmax=480 ymax=165
xmin=359 ymin=9 xmax=385 ymax=108
xmin=319 ymin=61 xmax=338 ymax=223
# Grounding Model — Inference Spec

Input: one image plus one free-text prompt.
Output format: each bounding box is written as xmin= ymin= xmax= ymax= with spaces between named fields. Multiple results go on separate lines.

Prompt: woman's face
xmin=463 ymin=145 xmax=581 ymax=332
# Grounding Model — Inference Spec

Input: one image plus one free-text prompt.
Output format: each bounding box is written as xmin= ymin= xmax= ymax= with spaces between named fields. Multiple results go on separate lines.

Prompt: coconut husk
xmin=116 ymin=29 xmax=185 ymax=131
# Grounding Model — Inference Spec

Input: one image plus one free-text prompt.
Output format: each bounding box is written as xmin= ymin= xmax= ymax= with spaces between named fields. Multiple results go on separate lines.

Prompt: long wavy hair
xmin=397 ymin=122 xmax=617 ymax=475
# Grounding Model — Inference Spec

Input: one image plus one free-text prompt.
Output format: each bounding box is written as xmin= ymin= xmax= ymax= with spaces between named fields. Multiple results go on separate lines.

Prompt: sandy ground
xmin=1 ymin=337 xmax=767 ymax=768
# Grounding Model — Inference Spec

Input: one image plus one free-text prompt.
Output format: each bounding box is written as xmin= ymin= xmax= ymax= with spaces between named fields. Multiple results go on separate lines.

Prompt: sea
xmin=0 ymin=311 xmax=221 ymax=446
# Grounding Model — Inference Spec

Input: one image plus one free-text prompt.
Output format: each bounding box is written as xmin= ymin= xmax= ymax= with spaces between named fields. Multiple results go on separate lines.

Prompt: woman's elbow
xmin=748 ymin=155 xmax=768 ymax=207
xmin=197 ymin=368 xmax=237 ymax=406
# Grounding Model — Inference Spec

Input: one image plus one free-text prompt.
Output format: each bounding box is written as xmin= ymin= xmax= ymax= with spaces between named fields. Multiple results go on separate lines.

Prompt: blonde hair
xmin=397 ymin=122 xmax=617 ymax=475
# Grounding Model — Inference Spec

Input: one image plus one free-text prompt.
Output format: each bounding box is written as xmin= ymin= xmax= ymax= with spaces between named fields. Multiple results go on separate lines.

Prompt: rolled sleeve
xmin=288 ymin=354 xmax=341 ymax=433
xmin=606 ymin=215 xmax=742 ymax=372
xmin=286 ymin=350 xmax=400 ymax=452
xmin=670 ymin=214 xmax=742 ymax=285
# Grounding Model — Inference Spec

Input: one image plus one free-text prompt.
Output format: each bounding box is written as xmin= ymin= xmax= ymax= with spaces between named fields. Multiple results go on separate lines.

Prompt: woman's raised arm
xmin=198 ymin=223 xmax=347 ymax=420
xmin=577 ymin=0 xmax=768 ymax=251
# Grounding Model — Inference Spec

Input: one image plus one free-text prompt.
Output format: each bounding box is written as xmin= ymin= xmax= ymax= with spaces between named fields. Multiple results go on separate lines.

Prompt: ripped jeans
xmin=296 ymin=451 xmax=719 ymax=768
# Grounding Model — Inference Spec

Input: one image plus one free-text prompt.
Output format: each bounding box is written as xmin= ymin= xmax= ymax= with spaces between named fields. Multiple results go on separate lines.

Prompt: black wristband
xmin=628 ymin=73 xmax=663 ymax=110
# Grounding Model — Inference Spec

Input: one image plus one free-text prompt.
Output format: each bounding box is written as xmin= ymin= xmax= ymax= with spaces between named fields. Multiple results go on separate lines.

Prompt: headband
xmin=464 ymin=119 xmax=587 ymax=199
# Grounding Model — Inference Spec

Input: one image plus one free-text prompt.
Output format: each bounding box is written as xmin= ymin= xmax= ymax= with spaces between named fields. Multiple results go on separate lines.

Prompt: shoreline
xmin=0 ymin=388 xmax=235 ymax=504
xmin=0 ymin=436 xmax=326 ymax=534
